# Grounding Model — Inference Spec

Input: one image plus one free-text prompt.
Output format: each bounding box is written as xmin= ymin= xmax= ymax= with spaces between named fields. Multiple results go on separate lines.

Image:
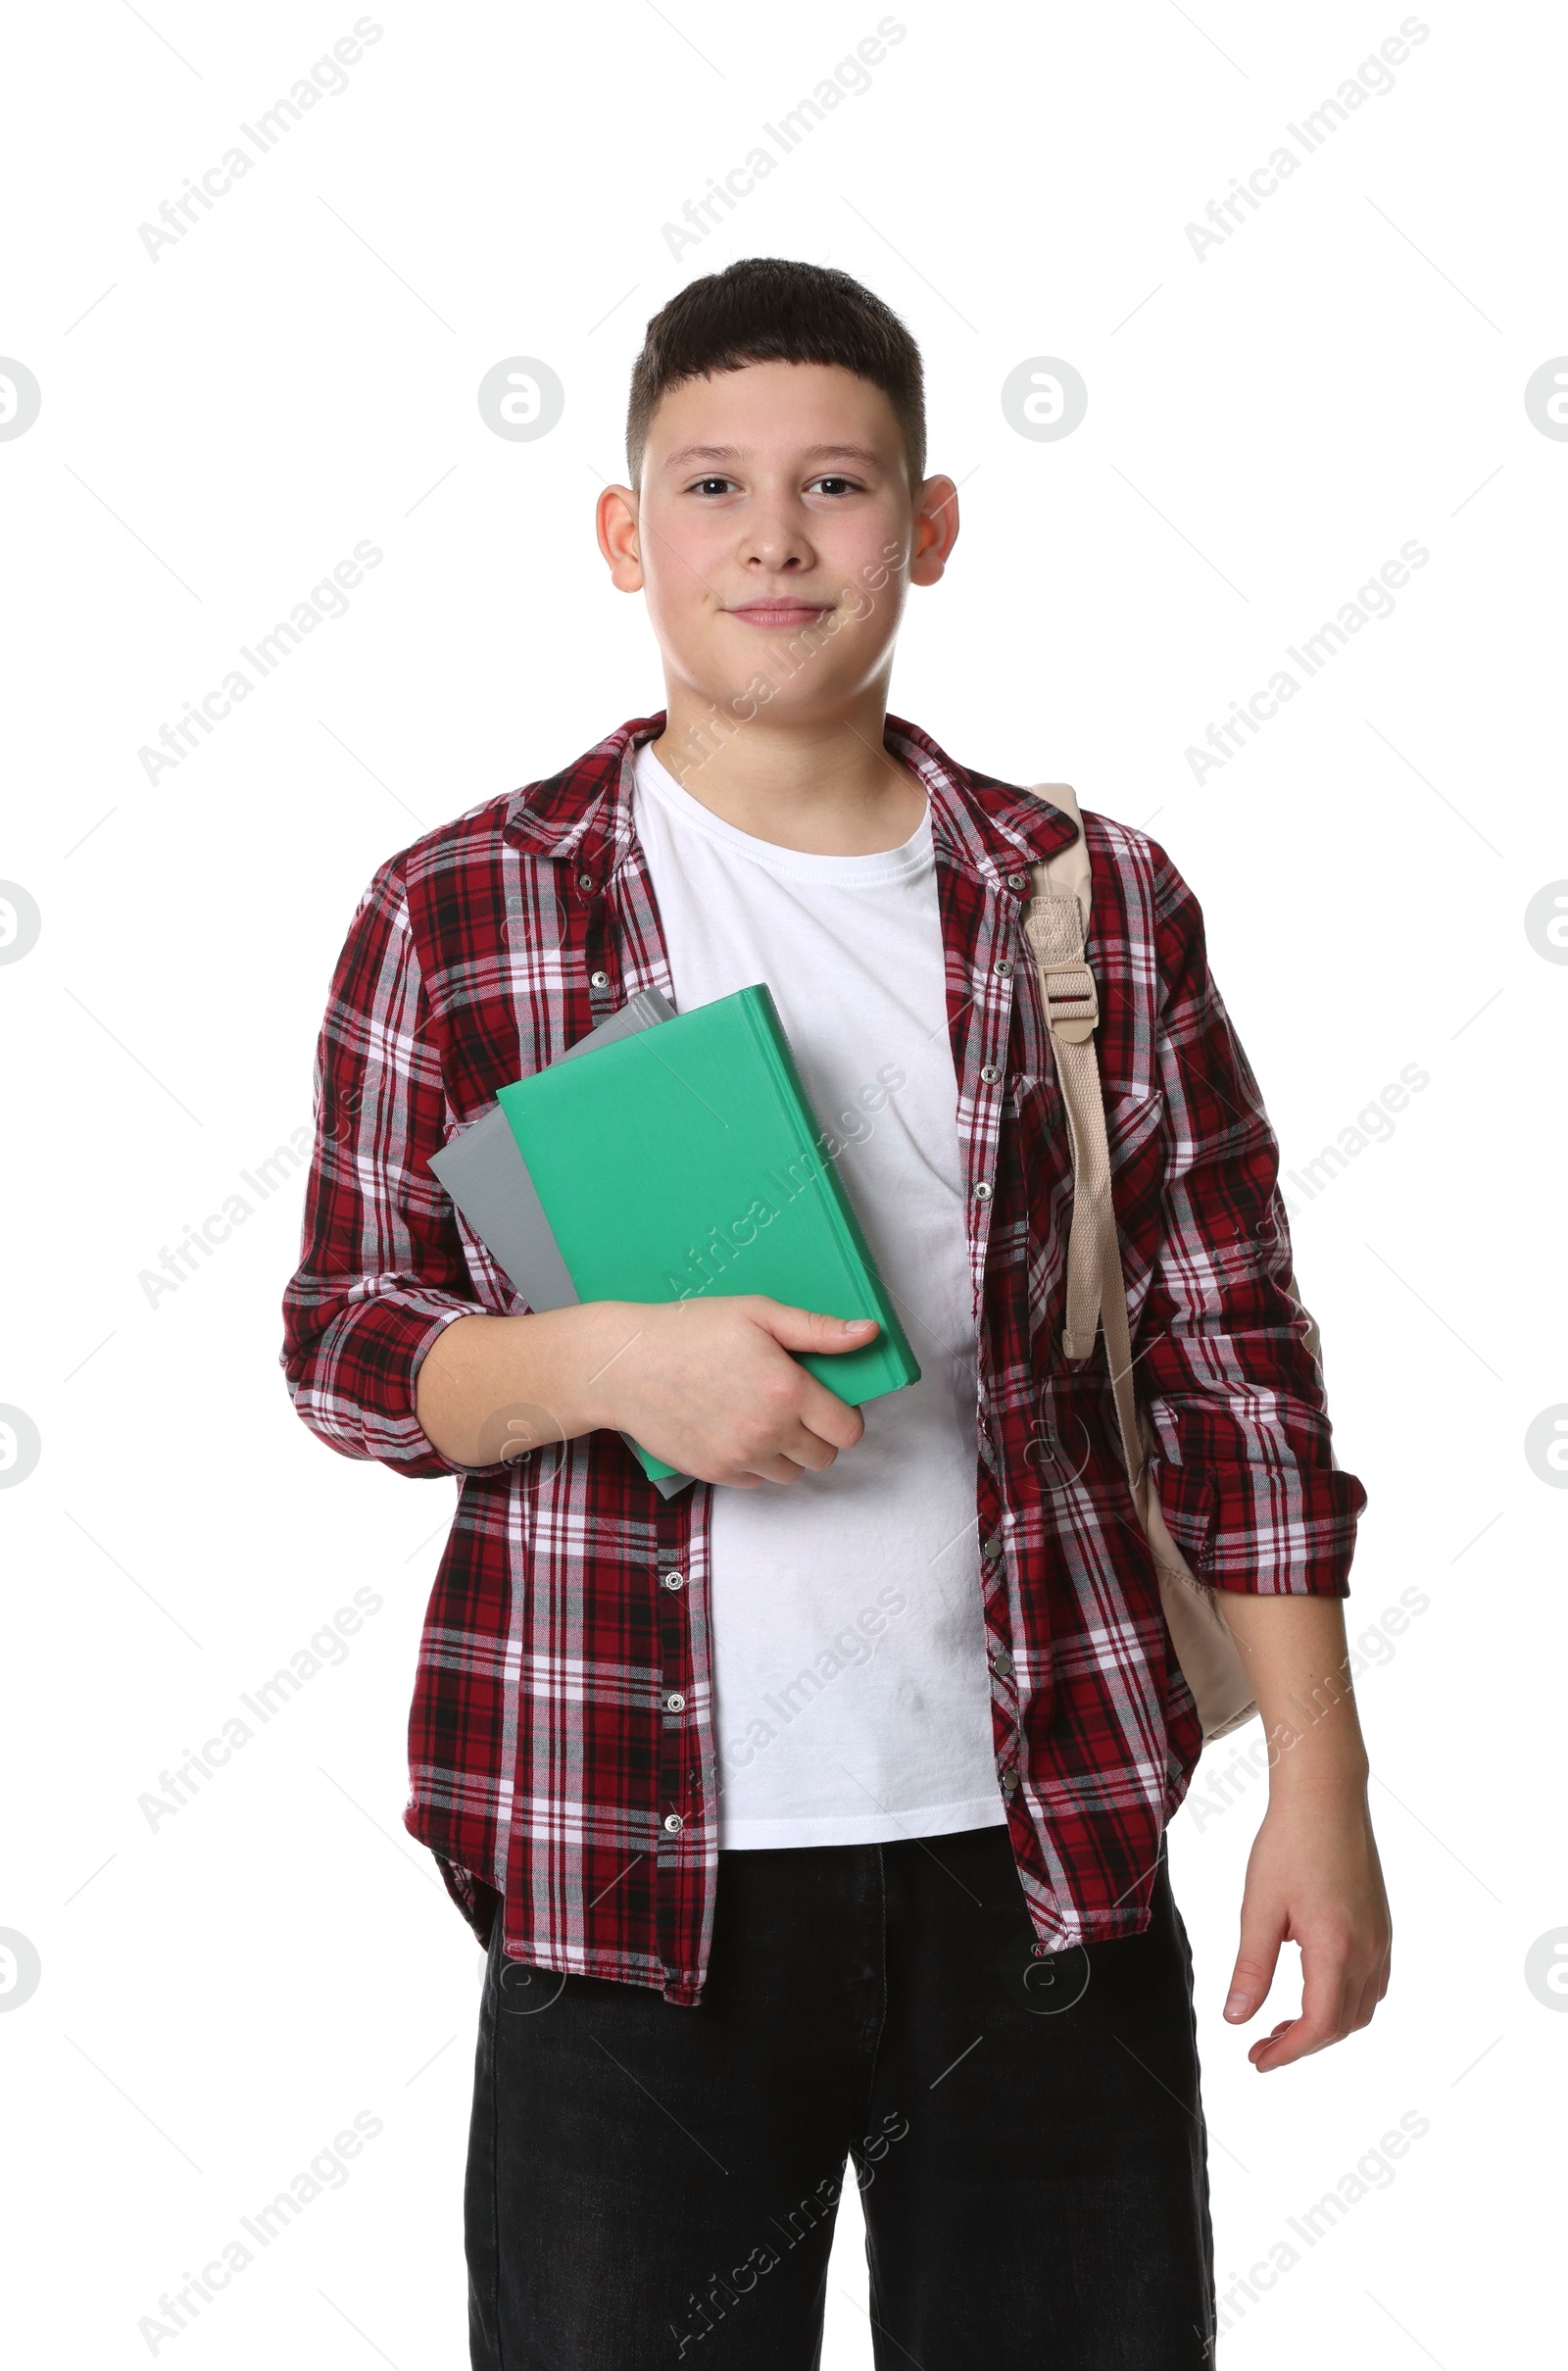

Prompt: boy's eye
xmin=689 ymin=476 xmax=735 ymax=497
xmin=808 ymin=475 xmax=860 ymax=497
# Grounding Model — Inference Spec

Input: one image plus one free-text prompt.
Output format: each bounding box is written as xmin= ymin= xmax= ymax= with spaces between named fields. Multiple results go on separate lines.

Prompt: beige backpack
xmin=1020 ymin=783 xmax=1313 ymax=1744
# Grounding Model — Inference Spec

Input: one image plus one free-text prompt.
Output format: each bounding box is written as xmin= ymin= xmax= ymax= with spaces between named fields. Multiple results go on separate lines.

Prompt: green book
xmin=495 ymin=984 xmax=920 ymax=1483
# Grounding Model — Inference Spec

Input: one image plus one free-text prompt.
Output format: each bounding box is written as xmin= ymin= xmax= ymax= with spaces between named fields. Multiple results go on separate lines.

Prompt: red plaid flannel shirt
xmin=281 ymin=712 xmax=1366 ymax=2002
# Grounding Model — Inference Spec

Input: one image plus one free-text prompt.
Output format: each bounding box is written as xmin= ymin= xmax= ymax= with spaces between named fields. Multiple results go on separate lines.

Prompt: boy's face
xmin=599 ymin=361 xmax=956 ymax=732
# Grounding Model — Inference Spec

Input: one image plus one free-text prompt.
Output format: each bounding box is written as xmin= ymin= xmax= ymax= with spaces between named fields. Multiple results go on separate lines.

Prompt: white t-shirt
xmin=631 ymin=738 xmax=1005 ymax=1851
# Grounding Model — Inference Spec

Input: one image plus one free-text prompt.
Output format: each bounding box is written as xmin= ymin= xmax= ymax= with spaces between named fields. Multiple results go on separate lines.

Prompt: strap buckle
xmin=1040 ymin=959 xmax=1099 ymax=1044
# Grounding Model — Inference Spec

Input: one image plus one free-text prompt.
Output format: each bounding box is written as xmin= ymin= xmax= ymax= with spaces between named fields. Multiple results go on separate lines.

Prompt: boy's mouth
xmin=723 ymin=599 xmax=835 ymax=630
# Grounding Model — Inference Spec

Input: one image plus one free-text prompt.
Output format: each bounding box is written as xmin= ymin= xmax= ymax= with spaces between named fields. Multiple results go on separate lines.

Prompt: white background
xmin=2 ymin=1 xmax=1563 ymax=2363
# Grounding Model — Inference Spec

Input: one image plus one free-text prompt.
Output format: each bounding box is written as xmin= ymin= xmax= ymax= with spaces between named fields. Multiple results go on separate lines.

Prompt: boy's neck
xmin=649 ymin=681 xmax=928 ymax=859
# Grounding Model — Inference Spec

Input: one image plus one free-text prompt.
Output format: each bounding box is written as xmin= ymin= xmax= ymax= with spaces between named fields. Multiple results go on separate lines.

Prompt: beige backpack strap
xmin=1021 ymin=785 xmax=1149 ymax=1494
xmin=1019 ymin=783 xmax=1258 ymax=1741
xmin=1020 ymin=786 xmax=1105 ymax=1363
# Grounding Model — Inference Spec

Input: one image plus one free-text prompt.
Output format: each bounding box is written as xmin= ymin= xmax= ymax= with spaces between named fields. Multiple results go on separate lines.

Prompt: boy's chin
xmin=666 ymin=653 xmax=889 ymax=730
xmin=699 ymin=684 xmax=865 ymax=733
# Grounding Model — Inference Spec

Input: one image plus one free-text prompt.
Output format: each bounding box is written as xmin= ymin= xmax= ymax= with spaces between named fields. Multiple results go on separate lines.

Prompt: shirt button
xmin=577 ymin=872 xmax=595 ymax=891
xmin=980 ymin=1063 xmax=1002 ymax=1084
xmin=992 ymin=1649 xmax=1014 ymax=1677
xmin=590 ymin=969 xmax=610 ymax=989
xmin=662 ymin=1812 xmax=684 ymax=1834
xmin=660 ymin=1569 xmax=685 ymax=1591
xmin=1006 ymin=871 xmax=1028 ymax=892
xmin=1000 ymin=1770 xmax=1020 ymax=1796
xmin=993 ymin=959 xmax=1013 ymax=978
xmin=982 ymin=1534 xmax=1003 ymax=1559
xmin=664 ymin=1692 xmax=686 ymax=1713
xmin=973 ymin=1181 xmax=993 ymax=1202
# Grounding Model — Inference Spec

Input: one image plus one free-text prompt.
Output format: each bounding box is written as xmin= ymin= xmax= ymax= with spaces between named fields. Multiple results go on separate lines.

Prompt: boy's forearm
xmin=1216 ymin=1593 xmax=1370 ymax=1788
xmin=1215 ymin=1592 xmax=1391 ymax=2069
xmin=416 ymin=1307 xmax=611 ymax=1467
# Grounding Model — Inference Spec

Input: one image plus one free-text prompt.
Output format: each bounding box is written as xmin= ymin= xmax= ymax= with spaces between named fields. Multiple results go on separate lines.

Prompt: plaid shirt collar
xmin=501 ymin=709 xmax=1080 ymax=891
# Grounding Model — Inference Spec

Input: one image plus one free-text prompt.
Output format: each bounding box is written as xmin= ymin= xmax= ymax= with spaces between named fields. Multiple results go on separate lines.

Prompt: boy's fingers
xmin=769 ymin=1421 xmax=842 ymax=1476
xmin=746 ymin=1301 xmax=875 ymax=1452
xmin=1245 ymin=1934 xmax=1389 ymax=2068
xmin=1301 ymin=1932 xmax=1359 ymax=2045
xmin=1349 ymin=1966 xmax=1384 ymax=2033
xmin=1352 ymin=1948 xmax=1392 ymax=2032
xmin=1254 ymin=1952 xmax=1354 ymax=2069
xmin=1248 ymin=2017 xmax=1297 ymax=2069
xmin=795 ymin=1383 xmax=866 ymax=1454
xmin=745 ymin=1451 xmax=810 ymax=1485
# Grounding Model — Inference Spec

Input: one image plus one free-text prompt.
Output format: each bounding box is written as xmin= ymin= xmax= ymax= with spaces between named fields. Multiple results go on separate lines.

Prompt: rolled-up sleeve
xmin=281 ymin=858 xmax=477 ymax=1478
xmin=1134 ymin=846 xmax=1368 ymax=1596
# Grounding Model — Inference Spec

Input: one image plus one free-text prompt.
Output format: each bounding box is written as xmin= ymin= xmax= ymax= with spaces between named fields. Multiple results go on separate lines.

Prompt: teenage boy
xmin=283 ymin=257 xmax=1391 ymax=2369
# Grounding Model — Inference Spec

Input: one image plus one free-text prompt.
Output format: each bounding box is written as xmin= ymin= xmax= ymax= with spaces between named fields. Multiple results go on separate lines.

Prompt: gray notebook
xmin=429 ymin=989 xmax=692 ymax=1497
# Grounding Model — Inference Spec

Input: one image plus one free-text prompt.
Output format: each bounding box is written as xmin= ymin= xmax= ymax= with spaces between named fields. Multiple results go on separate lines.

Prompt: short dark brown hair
xmin=626 ymin=258 xmax=925 ymax=491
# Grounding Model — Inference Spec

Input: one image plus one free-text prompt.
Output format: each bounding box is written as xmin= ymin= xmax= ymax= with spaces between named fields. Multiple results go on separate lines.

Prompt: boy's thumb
xmin=1225 ymin=1915 xmax=1283 ymax=2023
xmin=763 ymin=1305 xmax=880 ymax=1356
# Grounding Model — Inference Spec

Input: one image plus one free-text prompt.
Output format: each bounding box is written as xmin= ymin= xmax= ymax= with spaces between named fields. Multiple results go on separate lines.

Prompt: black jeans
xmin=466 ymin=1825 xmax=1214 ymax=2368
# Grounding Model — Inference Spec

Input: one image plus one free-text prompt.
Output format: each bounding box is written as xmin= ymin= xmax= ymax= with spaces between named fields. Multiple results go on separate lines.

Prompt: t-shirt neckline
xmin=633 ymin=737 xmax=934 ymax=887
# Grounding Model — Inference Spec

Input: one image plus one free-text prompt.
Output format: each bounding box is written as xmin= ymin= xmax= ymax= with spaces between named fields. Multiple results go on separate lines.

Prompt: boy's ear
xmin=596 ymin=482 xmax=645 ymax=593
xmin=909 ymin=474 xmax=960 ymax=587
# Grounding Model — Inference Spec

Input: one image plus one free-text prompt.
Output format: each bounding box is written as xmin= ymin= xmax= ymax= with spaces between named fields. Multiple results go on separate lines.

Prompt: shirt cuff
xmin=286 ymin=1290 xmax=490 ymax=1479
xmin=1150 ymin=1452 xmax=1367 ymax=1598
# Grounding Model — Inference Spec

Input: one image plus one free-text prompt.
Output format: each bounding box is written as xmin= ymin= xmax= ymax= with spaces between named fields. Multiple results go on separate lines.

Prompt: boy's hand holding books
xmin=416 ymin=1298 xmax=880 ymax=1489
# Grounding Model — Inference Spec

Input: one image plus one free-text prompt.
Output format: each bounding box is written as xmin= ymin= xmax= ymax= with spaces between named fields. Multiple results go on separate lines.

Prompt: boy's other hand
xmin=578 ymin=1296 xmax=876 ymax=1487
xmin=1224 ymin=1777 xmax=1392 ymax=2073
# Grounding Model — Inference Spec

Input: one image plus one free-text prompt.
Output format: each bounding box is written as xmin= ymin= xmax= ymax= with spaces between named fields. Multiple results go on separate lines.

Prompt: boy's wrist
xmin=1263 ymin=1717 xmax=1370 ymax=1802
xmin=555 ymin=1300 xmax=635 ymax=1436
xmin=414 ymin=1303 xmax=629 ymax=1464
